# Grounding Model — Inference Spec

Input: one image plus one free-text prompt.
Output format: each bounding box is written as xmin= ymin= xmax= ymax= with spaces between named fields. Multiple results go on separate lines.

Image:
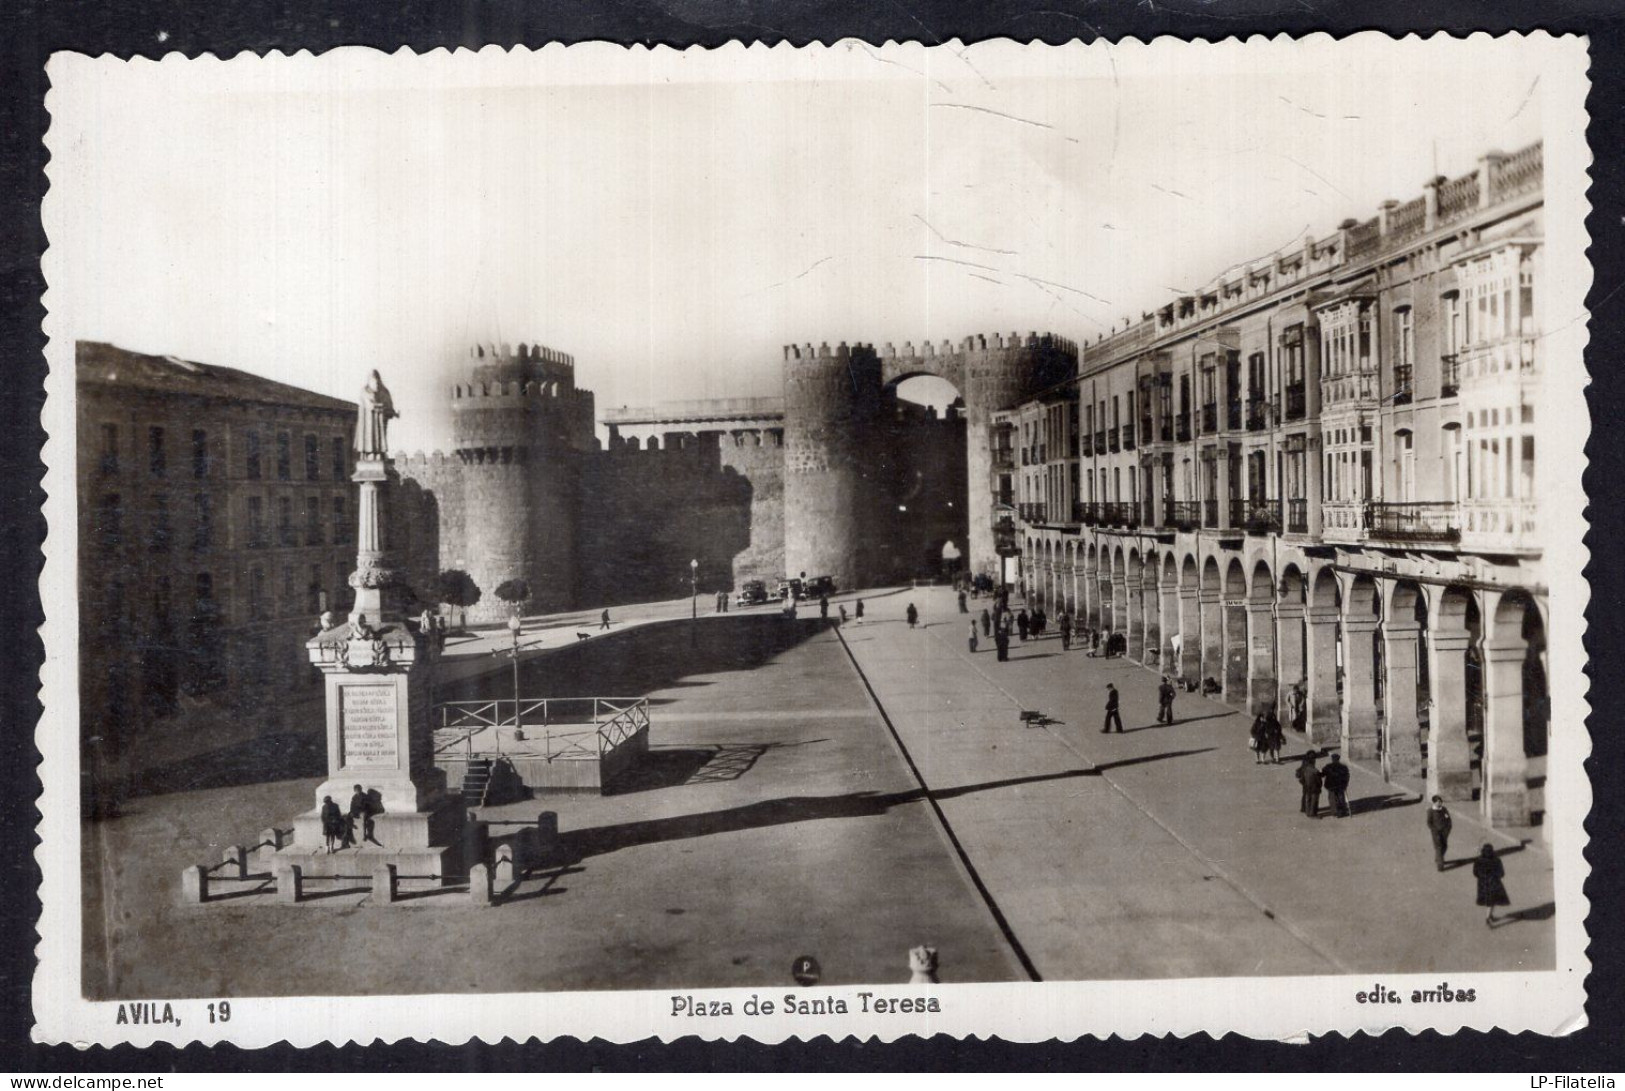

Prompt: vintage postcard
xmin=35 ymin=33 xmax=1591 ymax=1046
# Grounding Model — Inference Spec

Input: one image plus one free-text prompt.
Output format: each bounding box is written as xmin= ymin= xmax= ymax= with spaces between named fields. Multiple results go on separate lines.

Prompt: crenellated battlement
xmin=450 ymin=379 xmax=594 ymax=404
xmin=877 ymin=331 xmax=1079 ymax=360
xmin=781 ymin=341 xmax=877 ymax=361
xmin=469 ymin=342 xmax=575 ymax=368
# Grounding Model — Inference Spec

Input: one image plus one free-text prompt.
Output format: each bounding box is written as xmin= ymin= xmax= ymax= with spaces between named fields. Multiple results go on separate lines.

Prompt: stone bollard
xmin=515 ymin=827 xmax=541 ymax=868
xmin=536 ymin=812 xmax=559 ymax=859
xmin=462 ymin=817 xmax=489 ymax=874
xmin=277 ymin=864 xmax=303 ymax=905
xmin=469 ymin=863 xmax=491 ymax=908
xmin=181 ymin=864 xmax=207 ymax=904
xmin=493 ymin=844 xmax=516 ymax=891
xmin=372 ymin=863 xmax=397 ymax=905
xmin=221 ymin=844 xmax=248 ymax=879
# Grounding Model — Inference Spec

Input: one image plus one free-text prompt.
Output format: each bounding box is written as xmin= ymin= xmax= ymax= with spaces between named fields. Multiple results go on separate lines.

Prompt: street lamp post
xmin=506 ymin=614 xmax=521 ymax=750
xmin=690 ymin=558 xmax=699 ymax=619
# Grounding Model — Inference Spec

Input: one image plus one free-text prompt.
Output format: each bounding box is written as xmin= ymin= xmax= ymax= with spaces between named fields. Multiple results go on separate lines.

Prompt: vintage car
xmin=735 ymin=579 xmax=771 ymax=606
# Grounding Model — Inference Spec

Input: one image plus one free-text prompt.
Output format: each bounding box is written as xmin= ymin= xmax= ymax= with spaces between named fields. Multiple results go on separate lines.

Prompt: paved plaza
xmin=84 ymin=585 xmax=1552 ymax=998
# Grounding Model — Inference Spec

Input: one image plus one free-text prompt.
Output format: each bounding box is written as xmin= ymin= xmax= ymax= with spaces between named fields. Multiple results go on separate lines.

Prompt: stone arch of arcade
xmin=880 ymin=371 xmax=971 ymax=582
xmin=1056 ymin=527 xmax=1546 ymax=831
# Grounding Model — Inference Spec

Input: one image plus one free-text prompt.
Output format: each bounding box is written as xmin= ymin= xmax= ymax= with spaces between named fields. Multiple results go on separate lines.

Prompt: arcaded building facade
xmin=999 ymin=142 xmax=1547 ymax=831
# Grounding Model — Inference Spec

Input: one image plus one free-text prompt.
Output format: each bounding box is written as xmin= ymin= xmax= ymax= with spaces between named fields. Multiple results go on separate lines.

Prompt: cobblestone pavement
xmin=838 ymin=586 xmax=1556 ymax=980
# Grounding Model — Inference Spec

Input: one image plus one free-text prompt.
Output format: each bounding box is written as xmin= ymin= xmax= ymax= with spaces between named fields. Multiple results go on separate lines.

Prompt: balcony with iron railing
xmin=1159 ymin=416 xmax=1174 ymax=442
xmin=1101 ymin=502 xmax=1140 ymax=529
xmin=991 ymin=449 xmax=1015 ymax=472
xmin=1201 ymin=404 xmax=1218 ymax=433
xmin=1175 ymin=416 xmax=1192 ymax=442
xmin=1392 ymin=364 xmax=1413 ymax=406
xmin=1140 ymin=418 xmax=1155 ymax=445
xmin=1075 ymin=501 xmax=1099 ymax=525
xmin=1368 ymin=501 xmax=1459 ymax=543
xmin=1108 ymin=430 xmax=1121 ymax=453
xmin=1286 ymin=498 xmax=1309 ymax=534
xmin=1122 ymin=425 xmax=1135 ymax=451
xmin=1203 ymin=497 xmax=1219 ymax=528
xmin=1285 ymin=381 xmax=1308 ymax=420
xmin=1080 ymin=434 xmax=1093 ymax=457
xmin=1095 ymin=430 xmax=1108 ymax=451
xmin=1246 ymin=398 xmax=1268 ymax=432
xmin=1164 ymin=499 xmax=1201 ymax=531
xmin=1230 ymin=497 xmax=1282 ymax=535
xmin=1440 ymin=354 xmax=1460 ymax=398
xmin=1226 ymin=398 xmax=1243 ymax=431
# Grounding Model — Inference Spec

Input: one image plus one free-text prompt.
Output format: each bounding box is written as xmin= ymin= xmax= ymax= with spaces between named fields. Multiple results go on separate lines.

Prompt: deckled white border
xmin=35 ymin=32 xmax=1592 ymax=1046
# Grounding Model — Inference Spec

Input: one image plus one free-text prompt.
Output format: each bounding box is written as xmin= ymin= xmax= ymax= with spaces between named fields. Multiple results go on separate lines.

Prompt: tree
xmin=437 ymin=569 xmax=481 ymax=633
xmin=493 ymin=578 xmax=532 ymax=617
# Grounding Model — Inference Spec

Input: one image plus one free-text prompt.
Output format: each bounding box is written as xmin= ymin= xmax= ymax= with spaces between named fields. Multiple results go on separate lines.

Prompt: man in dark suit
xmin=1101 ymin=683 xmax=1123 ymax=733
xmin=348 ymin=784 xmax=376 ymax=846
xmin=1157 ymin=676 xmax=1176 ymax=724
xmin=1296 ymin=755 xmax=1323 ymax=818
xmin=1322 ymin=753 xmax=1352 ymax=817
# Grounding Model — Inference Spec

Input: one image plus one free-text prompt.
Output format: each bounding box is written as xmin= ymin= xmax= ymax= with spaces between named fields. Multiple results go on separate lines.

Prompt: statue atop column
xmin=355 ymin=370 xmax=397 ymax=458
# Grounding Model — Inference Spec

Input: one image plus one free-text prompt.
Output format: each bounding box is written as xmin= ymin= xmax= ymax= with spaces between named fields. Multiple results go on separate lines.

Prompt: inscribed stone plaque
xmin=341 ymin=684 xmax=400 ymax=768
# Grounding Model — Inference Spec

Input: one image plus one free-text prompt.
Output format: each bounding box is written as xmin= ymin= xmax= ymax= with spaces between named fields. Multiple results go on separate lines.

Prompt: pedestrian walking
xmin=1157 ymin=676 xmax=1176 ymax=724
xmin=1288 ymin=682 xmax=1307 ymax=732
xmin=1472 ymin=844 xmax=1510 ymax=926
xmin=855 ymin=599 xmax=865 ymax=624
xmin=1323 ymin=752 xmax=1351 ymax=817
xmin=968 ymin=621 xmax=979 ymax=654
xmin=1100 ymin=683 xmax=1124 ymax=734
xmin=1295 ymin=755 xmax=1323 ymax=818
xmin=819 ymin=595 xmax=829 ymax=619
xmin=1059 ymin=611 xmax=1072 ymax=651
xmin=320 ymin=794 xmax=343 ymax=854
xmin=958 ymin=590 xmax=968 ymax=613
xmin=980 ymin=608 xmax=992 ymax=638
xmin=1427 ymin=796 xmax=1454 ymax=871
xmin=839 ymin=604 xmax=848 ymax=624
xmin=600 ymin=609 xmax=611 ymax=630
xmin=906 ymin=602 xmax=919 ymax=628
xmin=1017 ymin=610 xmax=1030 ymax=642
xmin=994 ymin=625 xmax=1010 ymax=661
xmin=1250 ymin=714 xmax=1269 ymax=764
xmin=1264 ymin=709 xmax=1285 ymax=764
xmin=1033 ymin=607 xmax=1047 ymax=636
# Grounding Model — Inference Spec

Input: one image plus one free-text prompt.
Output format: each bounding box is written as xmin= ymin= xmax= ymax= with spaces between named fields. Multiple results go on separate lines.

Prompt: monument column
xmin=265 ymin=370 xmax=464 ymax=892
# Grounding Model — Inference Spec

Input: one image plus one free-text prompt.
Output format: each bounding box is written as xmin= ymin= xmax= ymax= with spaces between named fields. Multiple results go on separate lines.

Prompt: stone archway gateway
xmin=781 ymin=334 xmax=1076 ymax=591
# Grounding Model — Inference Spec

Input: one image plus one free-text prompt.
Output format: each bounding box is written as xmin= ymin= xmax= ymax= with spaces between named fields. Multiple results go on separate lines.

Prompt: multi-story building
xmin=998 ymin=142 xmax=1548 ymax=832
xmin=76 ymin=342 xmax=359 ymax=794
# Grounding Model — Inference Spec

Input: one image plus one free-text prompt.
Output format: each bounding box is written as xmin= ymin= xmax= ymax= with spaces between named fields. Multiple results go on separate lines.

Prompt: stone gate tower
xmin=780 ymin=342 xmax=886 ymax=592
xmin=450 ymin=343 xmax=596 ymax=622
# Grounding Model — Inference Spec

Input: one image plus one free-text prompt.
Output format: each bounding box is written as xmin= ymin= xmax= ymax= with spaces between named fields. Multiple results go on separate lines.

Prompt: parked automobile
xmin=777 ymin=578 xmax=804 ymax=601
xmin=736 ymin=580 xmax=770 ymax=606
xmin=803 ymin=575 xmax=837 ymax=598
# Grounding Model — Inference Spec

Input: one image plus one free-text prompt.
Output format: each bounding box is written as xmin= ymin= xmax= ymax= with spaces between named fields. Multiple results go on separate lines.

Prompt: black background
xmin=2 ymin=0 xmax=1620 ymax=1071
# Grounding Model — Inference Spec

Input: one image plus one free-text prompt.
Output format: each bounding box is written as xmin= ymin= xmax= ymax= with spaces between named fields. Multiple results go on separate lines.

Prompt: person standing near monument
xmin=993 ymin=622 xmax=1010 ymax=662
xmin=968 ymin=621 xmax=979 ymax=654
xmin=820 ymin=595 xmax=829 ymax=619
xmin=980 ymin=607 xmax=992 ymax=638
xmin=855 ymin=599 xmax=865 ymax=624
xmin=1016 ymin=609 xmax=1030 ymax=642
xmin=1058 ymin=610 xmax=1072 ymax=651
xmin=600 ymin=609 xmax=611 ymax=630
xmin=320 ymin=795 xmax=343 ymax=854
xmin=906 ymin=602 xmax=919 ymax=628
xmin=348 ymin=784 xmax=375 ymax=847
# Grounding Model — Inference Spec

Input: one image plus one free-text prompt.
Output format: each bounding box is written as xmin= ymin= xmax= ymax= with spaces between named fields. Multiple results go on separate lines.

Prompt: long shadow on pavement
xmin=554 ymin=747 xmax=1215 ymax=865
xmin=441 ymin=615 xmax=832 ymax=703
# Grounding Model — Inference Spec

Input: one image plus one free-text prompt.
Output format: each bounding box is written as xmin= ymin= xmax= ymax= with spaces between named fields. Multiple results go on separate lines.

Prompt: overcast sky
xmin=46 ymin=36 xmax=1561 ymax=451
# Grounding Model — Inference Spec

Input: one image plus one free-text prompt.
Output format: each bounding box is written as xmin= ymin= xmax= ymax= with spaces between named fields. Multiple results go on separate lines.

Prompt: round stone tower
xmin=451 ymin=342 xmax=596 ymax=623
xmin=781 ymin=341 xmax=885 ymax=592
